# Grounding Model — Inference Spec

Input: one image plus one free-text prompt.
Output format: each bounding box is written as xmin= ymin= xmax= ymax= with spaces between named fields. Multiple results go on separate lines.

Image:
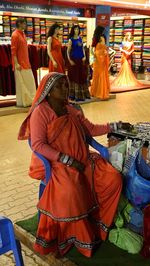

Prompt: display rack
xmin=109 ymin=17 xmax=150 ymax=72
xmin=0 ymin=15 xmax=87 ymax=45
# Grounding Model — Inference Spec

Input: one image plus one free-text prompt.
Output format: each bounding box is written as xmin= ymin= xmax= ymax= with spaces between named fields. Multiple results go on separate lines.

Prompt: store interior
xmin=1 ymin=1 xmax=150 ymax=266
xmin=0 ymin=0 xmax=150 ymax=108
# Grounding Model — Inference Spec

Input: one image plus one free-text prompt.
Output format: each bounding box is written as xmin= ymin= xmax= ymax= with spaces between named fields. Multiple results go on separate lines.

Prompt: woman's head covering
xmin=18 ymin=72 xmax=66 ymax=140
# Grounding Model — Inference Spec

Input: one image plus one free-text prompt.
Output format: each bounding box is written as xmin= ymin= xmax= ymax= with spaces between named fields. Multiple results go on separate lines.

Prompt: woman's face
xmin=54 ymin=27 xmax=60 ymax=35
xmin=48 ymin=77 xmax=69 ymax=102
xmin=74 ymin=27 xmax=79 ymax=35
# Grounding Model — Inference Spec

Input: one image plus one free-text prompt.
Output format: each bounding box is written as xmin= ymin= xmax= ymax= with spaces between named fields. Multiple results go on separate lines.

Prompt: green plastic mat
xmin=16 ymin=215 xmax=150 ymax=266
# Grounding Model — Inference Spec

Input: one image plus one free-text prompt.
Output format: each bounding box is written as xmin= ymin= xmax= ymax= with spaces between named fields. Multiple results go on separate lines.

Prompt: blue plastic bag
xmin=123 ymin=146 xmax=150 ymax=208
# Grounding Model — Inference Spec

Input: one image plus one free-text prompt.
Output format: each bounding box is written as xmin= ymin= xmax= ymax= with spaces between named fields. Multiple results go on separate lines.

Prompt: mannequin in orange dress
xmin=47 ymin=23 xmax=65 ymax=73
xmin=111 ymin=32 xmax=149 ymax=92
xmin=90 ymin=26 xmax=110 ymax=100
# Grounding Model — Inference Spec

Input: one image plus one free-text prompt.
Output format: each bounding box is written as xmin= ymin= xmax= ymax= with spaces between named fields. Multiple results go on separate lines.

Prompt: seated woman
xmin=18 ymin=72 xmax=131 ymax=258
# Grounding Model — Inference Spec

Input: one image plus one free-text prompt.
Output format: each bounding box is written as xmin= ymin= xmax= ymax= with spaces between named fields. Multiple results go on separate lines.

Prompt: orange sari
xmin=30 ymin=107 xmax=122 ymax=257
xmin=48 ymin=37 xmax=65 ymax=74
xmin=18 ymin=73 xmax=122 ymax=257
xmin=90 ymin=43 xmax=110 ymax=100
xmin=111 ymin=42 xmax=149 ymax=92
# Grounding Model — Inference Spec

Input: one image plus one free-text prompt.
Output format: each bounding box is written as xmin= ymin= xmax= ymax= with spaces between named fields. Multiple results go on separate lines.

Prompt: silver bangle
xmin=59 ymin=154 xmax=70 ymax=164
xmin=67 ymin=157 xmax=74 ymax=166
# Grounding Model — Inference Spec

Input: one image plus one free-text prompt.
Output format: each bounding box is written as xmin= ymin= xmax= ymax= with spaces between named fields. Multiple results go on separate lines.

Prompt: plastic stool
xmin=0 ymin=216 xmax=24 ymax=266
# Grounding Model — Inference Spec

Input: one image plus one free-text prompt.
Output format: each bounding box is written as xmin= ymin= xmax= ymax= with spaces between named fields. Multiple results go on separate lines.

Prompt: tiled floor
xmin=0 ymin=88 xmax=150 ymax=265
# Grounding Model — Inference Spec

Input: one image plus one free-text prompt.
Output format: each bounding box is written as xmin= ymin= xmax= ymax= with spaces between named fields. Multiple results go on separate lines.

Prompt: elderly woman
xmin=18 ymin=72 xmax=130 ymax=257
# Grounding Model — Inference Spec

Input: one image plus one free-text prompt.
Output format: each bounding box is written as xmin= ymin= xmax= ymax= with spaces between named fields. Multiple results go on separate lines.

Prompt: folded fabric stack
xmin=26 ymin=17 xmax=33 ymax=41
xmin=143 ymin=43 xmax=150 ymax=50
xmin=134 ymin=19 xmax=144 ymax=27
xmin=110 ymin=20 xmax=114 ymax=28
xmin=145 ymin=19 xmax=150 ymax=27
xmin=3 ymin=16 xmax=11 ymax=37
xmin=46 ymin=19 xmax=53 ymax=27
xmin=124 ymin=28 xmax=133 ymax=34
xmin=10 ymin=17 xmax=17 ymax=33
xmin=115 ymin=20 xmax=123 ymax=27
xmin=144 ymin=36 xmax=150 ymax=43
xmin=114 ymin=36 xmax=123 ymax=43
xmin=110 ymin=28 xmax=115 ymax=36
xmin=133 ymin=51 xmax=142 ymax=59
xmin=0 ymin=15 xmax=2 ymax=24
xmin=124 ymin=19 xmax=133 ymax=27
xmin=132 ymin=59 xmax=142 ymax=66
xmin=144 ymin=28 xmax=150 ymax=36
xmin=40 ymin=36 xmax=46 ymax=44
xmin=63 ymin=35 xmax=68 ymax=44
xmin=134 ymin=43 xmax=142 ymax=51
xmin=109 ymin=36 xmax=114 ymax=43
xmin=34 ymin=34 xmax=40 ymax=43
xmin=34 ymin=25 xmax=40 ymax=35
xmin=40 ymin=19 xmax=45 ymax=26
xmin=34 ymin=18 xmax=40 ymax=25
xmin=143 ymin=50 xmax=150 ymax=67
xmin=134 ymin=36 xmax=143 ymax=41
xmin=40 ymin=26 xmax=46 ymax=35
xmin=134 ymin=28 xmax=143 ymax=35
xmin=114 ymin=28 xmax=123 ymax=36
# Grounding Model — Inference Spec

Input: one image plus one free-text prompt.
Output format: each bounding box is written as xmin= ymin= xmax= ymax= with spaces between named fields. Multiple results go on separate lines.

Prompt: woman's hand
xmin=82 ymin=56 xmax=86 ymax=62
xmin=15 ymin=63 xmax=21 ymax=71
xmin=69 ymin=60 xmax=75 ymax=66
xmin=121 ymin=122 xmax=134 ymax=131
xmin=53 ymin=60 xmax=58 ymax=69
xmin=71 ymin=159 xmax=85 ymax=173
xmin=110 ymin=122 xmax=134 ymax=132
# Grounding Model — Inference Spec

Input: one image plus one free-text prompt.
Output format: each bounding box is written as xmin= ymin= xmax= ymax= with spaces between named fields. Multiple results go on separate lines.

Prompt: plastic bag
xmin=123 ymin=144 xmax=150 ymax=208
xmin=109 ymin=228 xmax=143 ymax=254
xmin=109 ymin=140 xmax=127 ymax=172
xmin=136 ymin=153 xmax=150 ymax=180
xmin=115 ymin=195 xmax=143 ymax=234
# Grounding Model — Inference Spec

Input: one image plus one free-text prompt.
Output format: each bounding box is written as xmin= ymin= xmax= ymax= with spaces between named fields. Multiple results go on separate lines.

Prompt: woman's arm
xmin=67 ymin=39 xmax=75 ymax=66
xmin=30 ymin=106 xmax=60 ymax=161
xmin=47 ymin=37 xmax=57 ymax=68
xmin=82 ymin=40 xmax=86 ymax=62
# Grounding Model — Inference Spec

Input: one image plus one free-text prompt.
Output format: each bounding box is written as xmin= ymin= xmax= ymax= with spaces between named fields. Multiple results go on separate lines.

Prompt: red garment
xmin=18 ymin=73 xmax=122 ymax=257
xmin=48 ymin=37 xmax=65 ymax=73
xmin=141 ymin=205 xmax=150 ymax=258
xmin=11 ymin=29 xmax=31 ymax=70
xmin=111 ymin=42 xmax=150 ymax=92
xmin=28 ymin=45 xmax=39 ymax=88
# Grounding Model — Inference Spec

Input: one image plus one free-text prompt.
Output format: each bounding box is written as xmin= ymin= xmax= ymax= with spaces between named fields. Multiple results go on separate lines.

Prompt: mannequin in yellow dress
xmin=111 ymin=32 xmax=149 ymax=92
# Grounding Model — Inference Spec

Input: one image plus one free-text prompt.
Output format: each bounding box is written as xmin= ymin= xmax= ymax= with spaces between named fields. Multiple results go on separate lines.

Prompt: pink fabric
xmin=30 ymin=101 xmax=111 ymax=161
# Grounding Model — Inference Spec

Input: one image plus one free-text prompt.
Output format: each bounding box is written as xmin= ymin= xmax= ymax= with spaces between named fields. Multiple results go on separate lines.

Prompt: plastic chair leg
xmin=13 ymin=239 xmax=24 ymax=266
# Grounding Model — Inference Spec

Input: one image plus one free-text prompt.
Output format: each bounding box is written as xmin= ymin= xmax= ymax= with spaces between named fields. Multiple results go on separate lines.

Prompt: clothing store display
xmin=68 ymin=37 xmax=90 ymax=101
xmin=48 ymin=36 xmax=65 ymax=73
xmin=11 ymin=29 xmax=36 ymax=106
xmin=90 ymin=43 xmax=110 ymax=100
xmin=0 ymin=44 xmax=15 ymax=96
xmin=111 ymin=41 xmax=150 ymax=92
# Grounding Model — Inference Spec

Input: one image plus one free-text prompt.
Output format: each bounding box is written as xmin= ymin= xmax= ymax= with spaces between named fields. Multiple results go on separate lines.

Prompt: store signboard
xmin=96 ymin=14 xmax=110 ymax=27
xmin=0 ymin=1 xmax=84 ymax=17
